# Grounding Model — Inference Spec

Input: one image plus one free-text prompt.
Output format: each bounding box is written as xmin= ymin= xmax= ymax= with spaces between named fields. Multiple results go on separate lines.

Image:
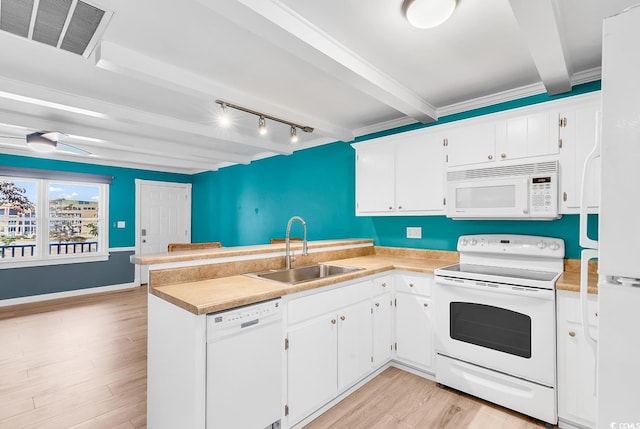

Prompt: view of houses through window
xmin=0 ymin=177 xmax=106 ymax=262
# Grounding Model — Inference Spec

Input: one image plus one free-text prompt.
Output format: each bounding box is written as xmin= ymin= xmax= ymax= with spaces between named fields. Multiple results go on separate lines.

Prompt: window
xmin=0 ymin=173 xmax=109 ymax=267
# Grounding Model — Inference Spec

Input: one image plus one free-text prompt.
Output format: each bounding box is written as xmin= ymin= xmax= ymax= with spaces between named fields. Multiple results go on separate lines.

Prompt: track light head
xmin=218 ymin=102 xmax=231 ymax=128
xmin=290 ymin=126 xmax=299 ymax=143
xmin=258 ymin=116 xmax=267 ymax=135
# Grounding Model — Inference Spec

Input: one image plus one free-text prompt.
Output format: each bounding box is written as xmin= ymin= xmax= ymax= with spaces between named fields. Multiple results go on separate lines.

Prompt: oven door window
xmin=450 ymin=302 xmax=531 ymax=358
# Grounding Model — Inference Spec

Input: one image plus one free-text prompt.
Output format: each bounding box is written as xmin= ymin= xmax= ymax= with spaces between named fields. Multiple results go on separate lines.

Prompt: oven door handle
xmin=435 ymin=277 xmax=555 ymax=301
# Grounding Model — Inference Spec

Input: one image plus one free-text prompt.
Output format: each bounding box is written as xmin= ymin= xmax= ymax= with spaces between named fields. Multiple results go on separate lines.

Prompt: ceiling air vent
xmin=0 ymin=0 xmax=113 ymax=58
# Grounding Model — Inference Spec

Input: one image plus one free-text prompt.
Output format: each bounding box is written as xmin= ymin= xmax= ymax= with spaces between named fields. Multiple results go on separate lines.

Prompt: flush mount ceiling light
xmin=214 ymin=100 xmax=313 ymax=142
xmin=402 ymin=0 xmax=457 ymax=29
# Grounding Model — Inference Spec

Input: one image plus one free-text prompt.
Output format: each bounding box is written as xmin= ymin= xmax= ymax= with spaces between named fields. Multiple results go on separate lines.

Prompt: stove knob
xmin=460 ymin=238 xmax=469 ymax=246
xmin=537 ymin=241 xmax=547 ymax=249
xmin=549 ymin=242 xmax=560 ymax=251
xmin=470 ymin=239 xmax=478 ymax=246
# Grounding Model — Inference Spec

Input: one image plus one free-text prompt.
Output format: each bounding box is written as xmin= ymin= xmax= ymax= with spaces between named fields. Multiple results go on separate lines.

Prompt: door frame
xmin=135 ymin=179 xmax=192 ymax=285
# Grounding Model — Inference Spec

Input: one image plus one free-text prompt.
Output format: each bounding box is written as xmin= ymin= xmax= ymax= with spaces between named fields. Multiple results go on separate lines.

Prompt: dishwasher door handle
xmin=241 ymin=319 xmax=259 ymax=329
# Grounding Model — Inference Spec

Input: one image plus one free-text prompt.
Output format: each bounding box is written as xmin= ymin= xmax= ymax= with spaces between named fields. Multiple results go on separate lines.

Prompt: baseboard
xmin=0 ymin=282 xmax=140 ymax=307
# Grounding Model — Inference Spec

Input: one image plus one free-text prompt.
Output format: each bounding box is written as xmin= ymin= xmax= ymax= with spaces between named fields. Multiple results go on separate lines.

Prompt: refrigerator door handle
xmin=580 ymin=249 xmax=599 ymax=352
xmin=579 ymin=111 xmax=601 ymax=250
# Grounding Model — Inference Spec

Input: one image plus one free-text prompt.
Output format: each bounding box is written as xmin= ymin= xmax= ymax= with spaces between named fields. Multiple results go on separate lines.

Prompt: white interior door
xmin=136 ymin=180 xmax=191 ymax=284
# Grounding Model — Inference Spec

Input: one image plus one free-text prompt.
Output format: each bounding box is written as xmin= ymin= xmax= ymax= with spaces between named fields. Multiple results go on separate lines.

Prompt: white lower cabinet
xmin=337 ymin=300 xmax=374 ymax=391
xmin=372 ymin=291 xmax=393 ymax=367
xmin=285 ymin=273 xmax=436 ymax=427
xmin=286 ymin=280 xmax=373 ymax=426
xmin=556 ymin=290 xmax=599 ymax=429
xmin=287 ymin=312 xmax=338 ymax=426
xmin=394 ymin=273 xmax=434 ymax=372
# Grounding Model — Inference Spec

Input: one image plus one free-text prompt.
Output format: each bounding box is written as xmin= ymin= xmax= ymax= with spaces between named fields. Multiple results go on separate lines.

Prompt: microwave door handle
xmin=579 ymin=111 xmax=601 ymax=249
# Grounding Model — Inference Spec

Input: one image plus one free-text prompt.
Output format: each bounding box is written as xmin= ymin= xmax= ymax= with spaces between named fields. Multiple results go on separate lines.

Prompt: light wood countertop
xmin=131 ymin=239 xmax=374 ymax=265
xmin=148 ymin=244 xmax=593 ymax=315
xmin=150 ymin=253 xmax=458 ymax=315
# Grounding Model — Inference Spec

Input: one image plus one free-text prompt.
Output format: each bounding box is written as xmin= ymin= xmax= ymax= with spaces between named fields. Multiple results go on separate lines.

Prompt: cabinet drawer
xmin=341 ymin=280 xmax=372 ymax=307
xmin=557 ymin=291 xmax=599 ymax=326
xmin=372 ymin=275 xmax=393 ymax=295
xmin=288 ymin=288 xmax=342 ymax=325
xmin=395 ymin=274 xmax=431 ymax=296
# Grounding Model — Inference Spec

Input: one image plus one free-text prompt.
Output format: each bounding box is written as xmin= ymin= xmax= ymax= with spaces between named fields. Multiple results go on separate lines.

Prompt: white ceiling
xmin=0 ymin=0 xmax=635 ymax=173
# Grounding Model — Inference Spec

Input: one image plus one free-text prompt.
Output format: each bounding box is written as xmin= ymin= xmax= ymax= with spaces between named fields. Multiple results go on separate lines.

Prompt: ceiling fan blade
xmin=40 ymin=131 xmax=68 ymax=141
xmin=57 ymin=142 xmax=92 ymax=156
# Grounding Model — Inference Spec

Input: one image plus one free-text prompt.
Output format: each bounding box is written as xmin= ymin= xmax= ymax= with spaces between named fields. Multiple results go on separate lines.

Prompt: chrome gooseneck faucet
xmin=285 ymin=216 xmax=308 ymax=269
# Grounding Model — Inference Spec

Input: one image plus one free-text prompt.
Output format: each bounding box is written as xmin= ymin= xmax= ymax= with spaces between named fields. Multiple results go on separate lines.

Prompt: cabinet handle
xmin=381 ymin=282 xmax=386 ymax=287
xmin=569 ymin=331 xmax=576 ymax=337
xmin=331 ymin=319 xmax=337 ymax=325
xmin=398 ymin=205 xmax=403 ymax=210
xmin=388 ymin=206 xmax=393 ymax=210
xmin=595 ymin=312 xmax=598 ymax=317
xmin=501 ymin=153 xmax=506 ymax=159
xmin=423 ymin=303 xmax=428 ymax=308
xmin=375 ymin=303 xmax=380 ymax=307
xmin=409 ymin=283 xmax=414 ymax=288
xmin=340 ymin=315 xmax=346 ymax=321
xmin=488 ymin=154 xmax=493 ymax=160
xmin=563 ymin=192 xmax=568 ymax=202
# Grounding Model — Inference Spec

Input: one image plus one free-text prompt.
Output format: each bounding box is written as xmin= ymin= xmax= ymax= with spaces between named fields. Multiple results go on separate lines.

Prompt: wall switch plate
xmin=406 ymin=227 xmax=422 ymax=239
xmin=116 ymin=221 xmax=126 ymax=229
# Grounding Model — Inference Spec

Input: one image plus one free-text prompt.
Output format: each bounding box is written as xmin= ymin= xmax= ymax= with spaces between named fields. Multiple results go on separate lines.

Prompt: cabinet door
xmin=558 ymin=101 xmax=601 ymax=213
xmin=372 ymin=293 xmax=393 ymax=367
xmin=395 ymin=293 xmax=433 ymax=370
xmin=287 ymin=314 xmax=337 ymax=425
xmin=446 ymin=121 xmax=496 ymax=167
xmin=556 ymin=292 xmax=598 ymax=428
xmin=337 ymin=300 xmax=373 ymax=391
xmin=355 ymin=142 xmax=395 ymax=214
xmin=501 ymin=111 xmax=557 ymax=161
xmin=395 ymin=133 xmax=445 ymax=213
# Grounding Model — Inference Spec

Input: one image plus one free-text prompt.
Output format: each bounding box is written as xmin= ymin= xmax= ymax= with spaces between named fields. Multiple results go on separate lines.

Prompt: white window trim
xmin=0 ymin=178 xmax=109 ymax=269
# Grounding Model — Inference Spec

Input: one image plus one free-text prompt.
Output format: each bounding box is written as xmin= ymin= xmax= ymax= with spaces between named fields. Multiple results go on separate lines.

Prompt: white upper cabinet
xmin=445 ymin=108 xmax=558 ymax=168
xmin=445 ymin=121 xmax=497 ymax=167
xmin=354 ymin=129 xmax=445 ymax=216
xmin=501 ymin=110 xmax=558 ymax=161
xmin=354 ymin=141 xmax=395 ymax=213
xmin=557 ymin=93 xmax=601 ymax=213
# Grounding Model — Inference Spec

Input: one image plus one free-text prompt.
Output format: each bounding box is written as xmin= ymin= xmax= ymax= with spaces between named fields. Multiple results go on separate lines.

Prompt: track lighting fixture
xmin=214 ymin=100 xmax=313 ymax=142
xmin=258 ymin=116 xmax=267 ymax=135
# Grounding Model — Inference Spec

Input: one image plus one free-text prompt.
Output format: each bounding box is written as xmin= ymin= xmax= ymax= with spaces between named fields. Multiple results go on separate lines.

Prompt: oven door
xmin=434 ymin=276 xmax=555 ymax=386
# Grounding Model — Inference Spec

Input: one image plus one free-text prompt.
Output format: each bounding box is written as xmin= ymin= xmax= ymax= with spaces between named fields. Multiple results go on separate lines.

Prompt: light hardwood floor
xmin=0 ymin=287 xmax=548 ymax=429
xmin=0 ymin=287 xmax=147 ymax=429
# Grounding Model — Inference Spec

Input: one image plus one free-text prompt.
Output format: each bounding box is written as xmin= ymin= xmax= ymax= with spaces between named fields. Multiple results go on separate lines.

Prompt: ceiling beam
xmin=204 ymin=0 xmax=437 ymax=124
xmin=95 ymin=42 xmax=353 ymax=143
xmin=0 ymin=76 xmax=292 ymax=156
xmin=508 ymin=0 xmax=571 ymax=95
xmin=0 ymin=107 xmax=254 ymax=165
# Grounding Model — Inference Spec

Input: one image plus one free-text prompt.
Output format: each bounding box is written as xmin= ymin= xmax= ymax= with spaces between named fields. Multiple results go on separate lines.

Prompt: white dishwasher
xmin=206 ymin=299 xmax=283 ymax=429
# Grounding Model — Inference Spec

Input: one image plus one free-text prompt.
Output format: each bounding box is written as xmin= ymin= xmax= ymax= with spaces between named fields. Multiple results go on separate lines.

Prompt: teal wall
xmin=192 ymin=142 xmax=377 ymax=246
xmin=193 ymin=81 xmax=601 ymax=259
xmin=0 ymin=154 xmax=191 ymax=248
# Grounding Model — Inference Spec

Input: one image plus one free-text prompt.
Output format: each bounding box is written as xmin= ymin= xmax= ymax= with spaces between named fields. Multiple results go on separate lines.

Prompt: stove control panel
xmin=457 ymin=234 xmax=565 ymax=258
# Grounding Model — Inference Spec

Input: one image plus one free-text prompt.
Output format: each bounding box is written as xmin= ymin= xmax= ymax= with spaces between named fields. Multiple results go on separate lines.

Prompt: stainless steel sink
xmin=245 ymin=263 xmax=364 ymax=285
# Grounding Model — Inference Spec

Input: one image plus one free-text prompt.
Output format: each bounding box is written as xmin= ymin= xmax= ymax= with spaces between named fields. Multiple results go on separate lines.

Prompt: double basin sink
xmin=245 ymin=263 xmax=364 ymax=285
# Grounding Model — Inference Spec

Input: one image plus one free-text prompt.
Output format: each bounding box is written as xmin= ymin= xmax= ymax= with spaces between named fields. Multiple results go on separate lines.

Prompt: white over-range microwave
xmin=446 ymin=160 xmax=560 ymax=219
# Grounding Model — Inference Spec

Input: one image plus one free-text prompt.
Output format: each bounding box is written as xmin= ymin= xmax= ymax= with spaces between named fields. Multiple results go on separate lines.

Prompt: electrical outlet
xmin=406 ymin=227 xmax=422 ymax=239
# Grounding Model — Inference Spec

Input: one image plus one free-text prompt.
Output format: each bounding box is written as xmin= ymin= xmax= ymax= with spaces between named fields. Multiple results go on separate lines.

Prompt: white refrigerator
xmin=595 ymin=5 xmax=640 ymax=427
